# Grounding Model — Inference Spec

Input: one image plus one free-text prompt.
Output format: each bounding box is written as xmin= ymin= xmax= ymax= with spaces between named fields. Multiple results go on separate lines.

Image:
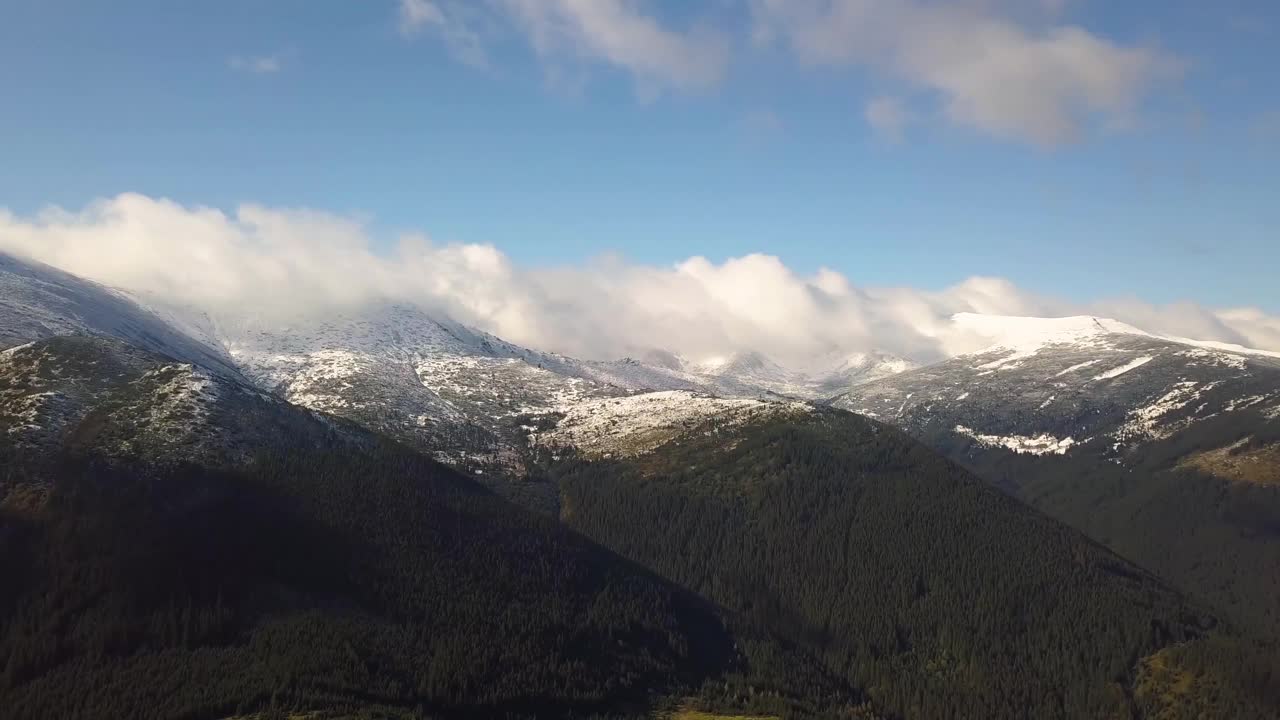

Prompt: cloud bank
xmin=1 ymin=193 xmax=1275 ymax=368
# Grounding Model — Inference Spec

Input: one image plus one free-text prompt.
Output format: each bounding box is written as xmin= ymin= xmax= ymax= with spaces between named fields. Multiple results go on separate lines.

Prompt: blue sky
xmin=1 ymin=0 xmax=1277 ymax=312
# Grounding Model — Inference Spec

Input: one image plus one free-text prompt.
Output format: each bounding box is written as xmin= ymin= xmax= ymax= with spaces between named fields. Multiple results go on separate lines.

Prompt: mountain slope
xmin=0 ymin=336 xmax=873 ymax=719
xmin=0 ymin=251 xmax=240 ymax=377
xmin=547 ymin=407 xmax=1280 ymax=719
xmin=0 ymin=252 xmax=905 ymax=477
xmin=833 ymin=314 xmax=1280 ymax=640
xmin=180 ymin=304 xmax=663 ymax=470
xmin=0 ymin=335 xmax=356 ymax=465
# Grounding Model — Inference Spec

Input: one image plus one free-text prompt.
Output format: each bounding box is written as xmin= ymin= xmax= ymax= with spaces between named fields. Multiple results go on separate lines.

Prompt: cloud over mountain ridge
xmin=2 ymin=192 xmax=1275 ymax=369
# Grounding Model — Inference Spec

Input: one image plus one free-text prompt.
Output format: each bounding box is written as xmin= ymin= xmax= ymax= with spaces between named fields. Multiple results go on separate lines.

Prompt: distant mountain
xmin=834 ymin=313 xmax=1280 ymax=639
xmin=835 ymin=313 xmax=1280 ymax=456
xmin=691 ymin=350 xmax=809 ymax=397
xmin=579 ymin=348 xmax=915 ymax=401
xmin=812 ymin=349 xmax=918 ymax=395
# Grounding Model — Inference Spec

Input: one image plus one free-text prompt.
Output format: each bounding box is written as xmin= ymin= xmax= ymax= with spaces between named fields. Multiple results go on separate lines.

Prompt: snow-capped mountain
xmin=834 ymin=313 xmax=1280 ymax=462
xmin=5 ymin=251 xmax=1277 ymax=485
xmin=1 ymin=253 xmax=771 ymax=473
xmin=691 ymin=351 xmax=809 ymax=397
xmin=812 ymin=349 xmax=918 ymax=395
xmin=125 ymin=294 xmax=906 ymax=469
xmin=188 ymin=303 xmax=650 ymax=468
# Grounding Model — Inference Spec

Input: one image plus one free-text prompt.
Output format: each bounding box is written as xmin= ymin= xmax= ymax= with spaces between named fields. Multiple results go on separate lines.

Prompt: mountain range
xmin=2 ymin=249 xmax=1279 ymax=719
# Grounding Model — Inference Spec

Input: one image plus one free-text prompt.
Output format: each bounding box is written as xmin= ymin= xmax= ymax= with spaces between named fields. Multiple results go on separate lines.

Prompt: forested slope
xmin=925 ymin=404 xmax=1280 ymax=643
xmin=549 ymin=409 xmax=1280 ymax=720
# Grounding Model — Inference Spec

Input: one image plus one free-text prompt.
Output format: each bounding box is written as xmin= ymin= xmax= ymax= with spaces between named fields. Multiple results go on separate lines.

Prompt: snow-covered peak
xmin=953 ymin=313 xmax=1151 ymax=354
xmin=952 ymin=312 xmax=1280 ymax=362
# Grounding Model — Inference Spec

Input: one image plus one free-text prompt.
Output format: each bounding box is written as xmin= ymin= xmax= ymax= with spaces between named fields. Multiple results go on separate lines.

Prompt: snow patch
xmin=1114 ymin=381 xmax=1218 ymax=443
xmin=953 ymin=424 xmax=1076 ymax=455
xmin=1177 ymin=348 xmax=1248 ymax=370
xmin=1225 ymin=394 xmax=1270 ymax=413
xmin=1092 ymin=356 xmax=1154 ymax=381
xmin=1054 ymin=359 xmax=1101 ymax=377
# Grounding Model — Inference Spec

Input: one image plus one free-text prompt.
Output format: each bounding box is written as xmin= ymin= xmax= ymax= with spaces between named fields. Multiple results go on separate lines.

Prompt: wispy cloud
xmin=752 ymin=0 xmax=1180 ymax=146
xmin=399 ymin=0 xmax=727 ymax=95
xmin=2 ymin=194 xmax=1276 ymax=368
xmin=398 ymin=0 xmax=488 ymax=66
xmin=228 ymin=54 xmax=286 ymax=74
xmin=499 ymin=0 xmax=729 ymax=94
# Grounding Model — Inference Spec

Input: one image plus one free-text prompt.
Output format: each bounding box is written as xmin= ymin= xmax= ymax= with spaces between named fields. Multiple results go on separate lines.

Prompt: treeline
xmin=548 ymin=409 xmax=1280 ymax=719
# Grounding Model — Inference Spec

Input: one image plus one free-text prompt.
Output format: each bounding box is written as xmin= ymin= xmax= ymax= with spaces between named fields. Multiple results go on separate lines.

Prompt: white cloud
xmin=752 ymin=0 xmax=1180 ymax=145
xmin=498 ymin=0 xmax=729 ymax=93
xmin=399 ymin=0 xmax=727 ymax=94
xmin=864 ymin=96 xmax=912 ymax=141
xmin=1 ymin=194 xmax=1275 ymax=369
xmin=228 ymin=54 xmax=284 ymax=74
